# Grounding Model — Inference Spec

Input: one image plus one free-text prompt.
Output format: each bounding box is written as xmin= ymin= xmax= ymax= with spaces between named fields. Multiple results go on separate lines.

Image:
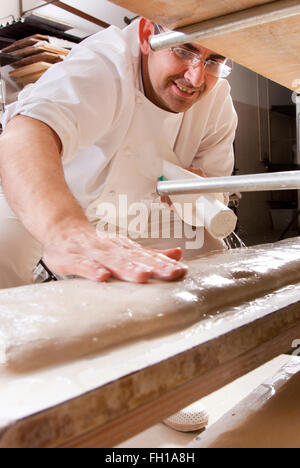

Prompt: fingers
xmin=186 ymin=167 xmax=206 ymax=178
xmin=103 ymin=261 xmax=153 ymax=284
xmin=43 ymin=232 xmax=188 ymax=284
xmin=160 ymin=195 xmax=172 ymax=206
xmin=156 ymin=248 xmax=183 ymax=262
xmin=44 ymin=248 xmax=154 ymax=284
xmin=103 ymin=255 xmax=186 ymax=282
xmin=43 ymin=255 xmax=112 ymax=282
xmin=74 ymin=263 xmax=112 ymax=282
xmin=153 ymin=261 xmax=187 ymax=281
xmin=99 ymin=237 xmax=187 ymax=281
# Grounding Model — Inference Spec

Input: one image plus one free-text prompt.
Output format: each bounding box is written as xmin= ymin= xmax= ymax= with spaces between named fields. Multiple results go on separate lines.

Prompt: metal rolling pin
xmin=157 ymin=171 xmax=300 ymax=196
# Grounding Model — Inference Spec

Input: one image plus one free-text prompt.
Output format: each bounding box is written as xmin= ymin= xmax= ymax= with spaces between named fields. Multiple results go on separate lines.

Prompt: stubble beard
xmin=164 ymin=80 xmax=207 ymax=113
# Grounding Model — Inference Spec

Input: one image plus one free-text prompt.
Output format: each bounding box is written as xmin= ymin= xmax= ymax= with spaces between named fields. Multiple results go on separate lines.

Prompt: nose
xmin=184 ymin=62 xmax=206 ymax=88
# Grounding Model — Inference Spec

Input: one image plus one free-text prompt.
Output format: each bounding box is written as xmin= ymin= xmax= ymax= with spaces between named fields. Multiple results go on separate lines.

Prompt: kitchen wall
xmin=228 ymin=65 xmax=296 ymax=246
xmin=228 ymin=65 xmax=272 ymax=245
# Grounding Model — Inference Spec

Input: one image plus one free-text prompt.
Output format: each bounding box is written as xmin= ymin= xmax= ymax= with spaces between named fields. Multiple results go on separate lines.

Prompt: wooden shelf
xmin=108 ymin=0 xmax=300 ymax=92
xmin=0 ymin=16 xmax=82 ymax=44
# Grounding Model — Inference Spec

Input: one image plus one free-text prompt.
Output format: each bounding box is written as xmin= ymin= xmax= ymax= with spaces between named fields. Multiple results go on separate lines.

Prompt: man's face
xmin=140 ymin=21 xmax=225 ymax=113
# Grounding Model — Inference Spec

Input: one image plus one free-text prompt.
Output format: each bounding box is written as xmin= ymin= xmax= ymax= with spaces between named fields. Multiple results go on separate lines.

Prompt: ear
xmin=139 ymin=18 xmax=155 ymax=55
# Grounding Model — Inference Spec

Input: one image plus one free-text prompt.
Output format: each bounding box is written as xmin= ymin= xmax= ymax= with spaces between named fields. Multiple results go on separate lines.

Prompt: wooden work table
xmin=0 ymin=3 xmax=299 ymax=446
xmin=109 ymin=0 xmax=300 ymax=93
xmin=1 ymin=239 xmax=300 ymax=448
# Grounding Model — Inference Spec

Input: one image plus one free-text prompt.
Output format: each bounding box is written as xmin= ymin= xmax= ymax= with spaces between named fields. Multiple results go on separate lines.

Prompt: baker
xmin=0 ymin=17 xmax=238 ymax=433
xmin=0 ymin=17 xmax=237 ymax=289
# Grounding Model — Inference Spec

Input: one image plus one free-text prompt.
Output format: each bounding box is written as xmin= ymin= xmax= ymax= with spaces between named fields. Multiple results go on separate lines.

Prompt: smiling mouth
xmin=176 ymin=83 xmax=196 ymax=94
xmin=173 ymin=81 xmax=197 ymax=97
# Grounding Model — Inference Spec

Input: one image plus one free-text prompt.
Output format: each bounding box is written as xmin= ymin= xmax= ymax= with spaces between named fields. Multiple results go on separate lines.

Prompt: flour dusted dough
xmin=1 ymin=237 xmax=300 ymax=371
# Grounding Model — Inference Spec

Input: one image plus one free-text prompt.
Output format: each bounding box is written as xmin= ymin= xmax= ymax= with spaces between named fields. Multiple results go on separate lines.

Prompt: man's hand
xmin=186 ymin=167 xmax=206 ymax=178
xmin=0 ymin=117 xmax=188 ymax=285
xmin=43 ymin=223 xmax=187 ymax=283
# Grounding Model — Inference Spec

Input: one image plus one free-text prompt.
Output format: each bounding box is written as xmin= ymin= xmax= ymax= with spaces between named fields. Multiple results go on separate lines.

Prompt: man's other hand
xmin=186 ymin=167 xmax=206 ymax=178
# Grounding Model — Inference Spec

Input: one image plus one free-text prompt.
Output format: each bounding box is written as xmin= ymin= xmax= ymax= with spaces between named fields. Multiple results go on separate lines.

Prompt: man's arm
xmin=0 ymin=116 xmax=187 ymax=283
xmin=0 ymin=116 xmax=86 ymax=242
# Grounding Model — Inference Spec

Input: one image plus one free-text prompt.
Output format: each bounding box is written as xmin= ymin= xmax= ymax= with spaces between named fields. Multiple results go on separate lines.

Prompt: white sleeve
xmin=2 ymin=39 xmax=125 ymax=164
xmin=192 ymin=83 xmax=238 ymax=178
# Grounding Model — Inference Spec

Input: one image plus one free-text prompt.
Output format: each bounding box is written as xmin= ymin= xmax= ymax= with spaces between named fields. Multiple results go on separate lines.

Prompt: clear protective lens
xmin=206 ymin=59 xmax=233 ymax=78
xmin=172 ymin=48 xmax=195 ymax=61
xmin=171 ymin=48 xmax=232 ymax=78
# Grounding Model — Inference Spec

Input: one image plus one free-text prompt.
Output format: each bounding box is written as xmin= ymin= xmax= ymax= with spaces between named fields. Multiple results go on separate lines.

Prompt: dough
xmin=1 ymin=237 xmax=300 ymax=372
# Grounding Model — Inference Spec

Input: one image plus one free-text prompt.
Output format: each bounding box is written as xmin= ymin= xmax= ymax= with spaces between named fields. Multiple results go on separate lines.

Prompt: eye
xmin=174 ymin=48 xmax=193 ymax=58
xmin=206 ymin=61 xmax=219 ymax=69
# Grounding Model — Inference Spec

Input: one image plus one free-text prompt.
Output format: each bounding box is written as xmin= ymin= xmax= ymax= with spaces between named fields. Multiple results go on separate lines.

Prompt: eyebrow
xmin=183 ymin=43 xmax=226 ymax=61
xmin=209 ymin=53 xmax=227 ymax=61
xmin=183 ymin=43 xmax=202 ymax=53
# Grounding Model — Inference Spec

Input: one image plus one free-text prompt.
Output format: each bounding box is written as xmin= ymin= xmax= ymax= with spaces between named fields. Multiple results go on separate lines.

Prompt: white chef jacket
xmin=3 ymin=20 xmax=237 ymax=243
